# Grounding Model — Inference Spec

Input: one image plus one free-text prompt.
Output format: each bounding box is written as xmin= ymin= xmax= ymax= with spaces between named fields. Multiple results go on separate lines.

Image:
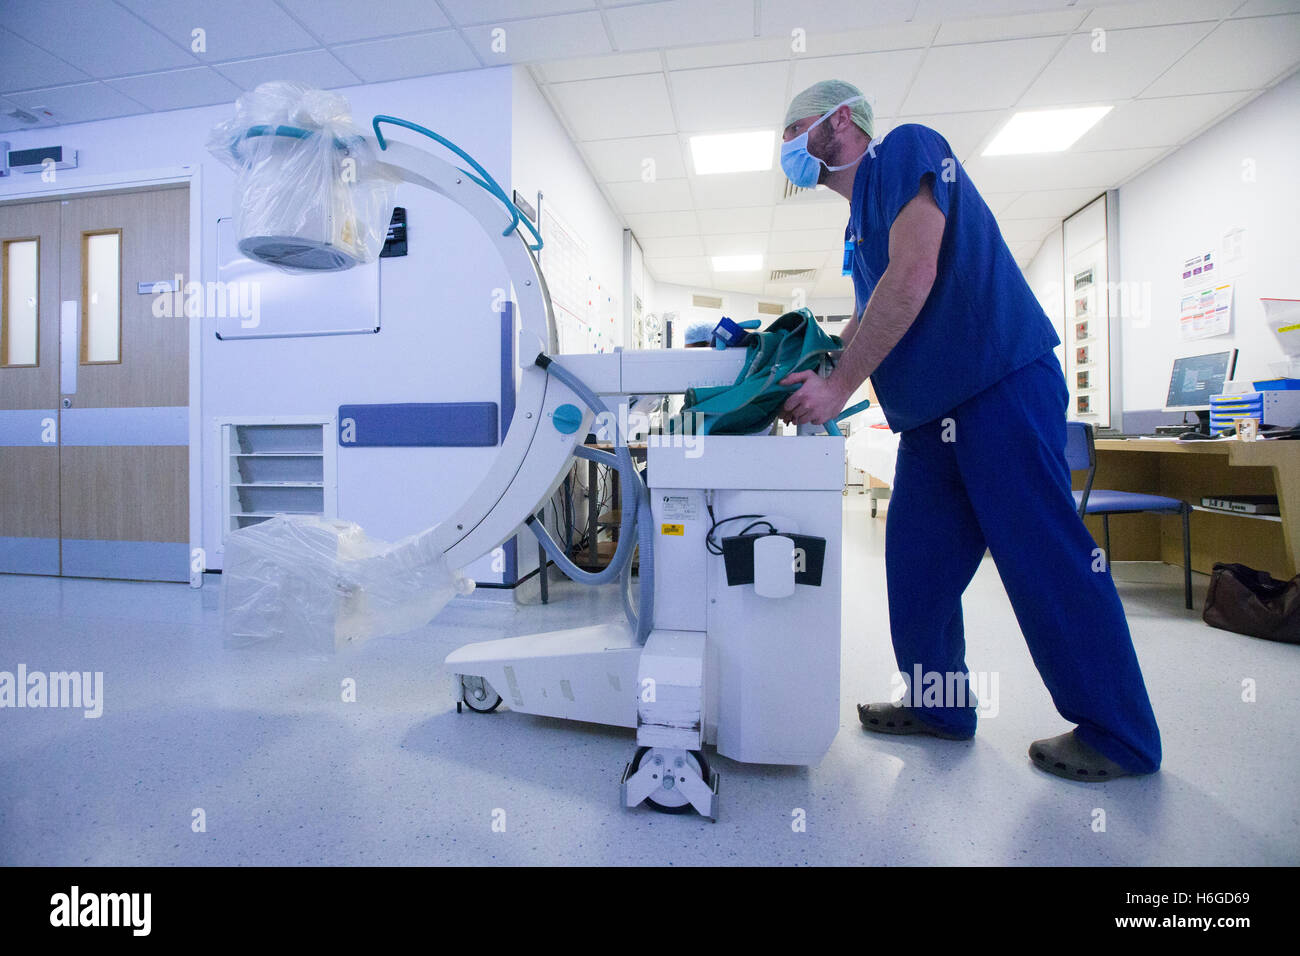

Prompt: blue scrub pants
xmin=884 ymin=352 xmax=1162 ymax=772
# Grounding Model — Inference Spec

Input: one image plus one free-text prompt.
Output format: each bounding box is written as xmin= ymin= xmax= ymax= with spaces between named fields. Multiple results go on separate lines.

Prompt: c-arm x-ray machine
xmin=221 ymin=106 xmax=846 ymax=820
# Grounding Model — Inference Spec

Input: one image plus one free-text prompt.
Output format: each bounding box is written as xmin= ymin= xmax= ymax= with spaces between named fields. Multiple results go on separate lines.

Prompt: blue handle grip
xmin=824 ymin=398 xmax=873 ymax=437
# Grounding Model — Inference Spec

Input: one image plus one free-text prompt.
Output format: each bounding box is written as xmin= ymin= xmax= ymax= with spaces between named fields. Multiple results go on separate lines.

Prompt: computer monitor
xmin=1164 ymin=349 xmax=1237 ymax=432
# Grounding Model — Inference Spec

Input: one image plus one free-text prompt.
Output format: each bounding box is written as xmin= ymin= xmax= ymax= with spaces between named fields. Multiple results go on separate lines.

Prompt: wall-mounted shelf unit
xmin=218 ymin=417 xmax=337 ymax=541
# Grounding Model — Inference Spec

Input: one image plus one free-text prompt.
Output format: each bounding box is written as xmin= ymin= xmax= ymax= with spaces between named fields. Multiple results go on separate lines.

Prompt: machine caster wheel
xmin=629 ymin=746 xmax=712 ymax=815
xmin=459 ymin=675 xmax=502 ymax=713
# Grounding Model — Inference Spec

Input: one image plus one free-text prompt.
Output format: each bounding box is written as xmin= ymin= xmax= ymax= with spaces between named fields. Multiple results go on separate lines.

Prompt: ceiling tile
xmin=1231 ymin=0 xmax=1300 ymax=14
xmin=0 ymin=28 xmax=91 ymax=92
xmin=462 ymin=12 xmax=612 ymax=64
xmin=768 ymin=228 xmax=846 ymax=252
xmin=582 ymin=135 xmax=686 ymax=182
xmin=1 ymin=0 xmax=196 ymax=77
xmin=901 ymin=36 xmax=1062 ymax=113
xmin=105 ymin=67 xmax=243 ymax=112
xmin=441 ymin=1 xmax=598 ymax=26
xmin=277 ymin=0 xmax=450 ymax=44
xmin=624 ymin=209 xmax=702 ymax=237
xmin=981 ymin=191 xmax=1023 ymax=215
xmin=1141 ymin=14 xmax=1300 ymax=97
xmin=790 ymin=49 xmax=926 ymax=120
xmin=886 ymin=110 xmax=1006 ymax=162
xmin=998 ymin=187 xmax=1106 ymax=220
xmin=703 ymin=233 xmax=769 ymax=255
xmin=606 ymin=0 xmax=756 ymax=52
xmin=697 ymin=206 xmax=774 ymax=234
xmin=966 ymin=147 xmax=1166 ymax=194
xmin=689 ymin=170 xmax=781 ymax=208
xmin=1078 ymin=0 xmax=1241 ymax=30
xmin=1074 ymin=91 xmax=1252 ymax=150
xmin=605 ymin=178 xmax=696 ymax=213
xmin=548 ymin=73 xmax=676 ymax=139
xmin=913 ymin=0 xmax=1079 ymax=19
xmin=648 ymin=265 xmax=710 ymax=286
xmin=665 ymin=37 xmax=796 ymax=71
xmin=7 ymin=82 xmax=149 ymax=124
xmin=638 ymin=235 xmax=706 ymax=257
xmin=669 ymin=62 xmax=791 ymax=132
xmin=935 ymin=9 xmax=1086 ymax=45
xmin=758 ymin=0 xmax=919 ymax=36
xmin=118 ymin=0 xmax=315 ymax=61
xmin=537 ymin=51 xmax=665 ymax=83
xmin=997 ymin=217 xmax=1061 ymax=242
xmin=793 ymin=22 xmax=938 ymax=55
xmin=214 ymin=50 xmax=359 ymax=91
xmin=646 ymin=255 xmax=711 ymax=272
xmin=1019 ymin=23 xmax=1215 ymax=107
xmin=332 ymin=31 xmax=480 ymax=82
xmin=772 ymin=200 xmax=848 ymax=231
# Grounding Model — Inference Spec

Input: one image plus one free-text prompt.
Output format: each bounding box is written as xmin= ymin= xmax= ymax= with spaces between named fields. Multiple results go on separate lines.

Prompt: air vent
xmin=757 ymin=301 xmax=785 ymax=316
xmin=691 ymin=294 xmax=723 ymax=310
xmin=769 ymin=268 xmax=817 ymax=281
xmin=782 ymin=180 xmax=815 ymax=201
xmin=4 ymin=107 xmax=41 ymax=126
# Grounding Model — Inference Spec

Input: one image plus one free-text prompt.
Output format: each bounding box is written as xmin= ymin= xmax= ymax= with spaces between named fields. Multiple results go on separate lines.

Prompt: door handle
xmin=60 ymin=299 xmax=78 ymax=394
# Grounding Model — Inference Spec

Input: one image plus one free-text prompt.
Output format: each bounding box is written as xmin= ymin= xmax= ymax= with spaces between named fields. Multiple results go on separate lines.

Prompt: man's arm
xmin=781 ymin=180 xmax=946 ymax=425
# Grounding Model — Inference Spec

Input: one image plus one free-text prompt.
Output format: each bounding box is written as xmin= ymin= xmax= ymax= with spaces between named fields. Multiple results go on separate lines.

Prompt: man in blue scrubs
xmin=778 ymin=80 xmax=1161 ymax=780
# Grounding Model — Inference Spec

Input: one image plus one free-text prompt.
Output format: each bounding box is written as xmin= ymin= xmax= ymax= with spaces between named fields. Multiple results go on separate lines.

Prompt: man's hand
xmin=779 ymin=370 xmax=852 ymax=426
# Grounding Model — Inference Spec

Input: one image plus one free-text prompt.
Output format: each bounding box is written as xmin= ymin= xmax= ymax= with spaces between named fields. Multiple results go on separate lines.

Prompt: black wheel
xmin=630 ymin=746 xmax=711 ymax=815
xmin=460 ymin=675 xmax=502 ymax=713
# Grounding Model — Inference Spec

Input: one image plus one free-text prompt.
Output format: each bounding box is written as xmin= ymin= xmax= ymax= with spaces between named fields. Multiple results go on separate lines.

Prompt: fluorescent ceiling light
xmin=689 ymin=131 xmax=775 ymax=175
xmin=982 ymin=106 xmax=1112 ymax=156
xmin=712 ymin=254 xmax=763 ymax=272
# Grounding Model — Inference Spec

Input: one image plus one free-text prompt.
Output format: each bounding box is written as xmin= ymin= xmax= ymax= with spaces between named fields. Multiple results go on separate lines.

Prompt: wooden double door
xmin=0 ymin=186 xmax=189 ymax=581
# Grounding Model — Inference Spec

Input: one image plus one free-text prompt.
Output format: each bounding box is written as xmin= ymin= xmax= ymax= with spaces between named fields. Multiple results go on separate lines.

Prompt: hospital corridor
xmin=0 ymin=0 xmax=1297 ymax=920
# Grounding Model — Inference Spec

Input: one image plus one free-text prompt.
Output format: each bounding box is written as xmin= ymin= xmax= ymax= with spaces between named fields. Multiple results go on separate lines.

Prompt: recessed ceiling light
xmin=689 ymin=131 xmax=775 ymax=175
xmin=982 ymin=106 xmax=1112 ymax=156
xmin=712 ymin=254 xmax=763 ymax=272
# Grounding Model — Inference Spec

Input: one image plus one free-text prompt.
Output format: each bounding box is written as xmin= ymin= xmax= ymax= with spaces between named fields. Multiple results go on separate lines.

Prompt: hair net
xmin=783 ymin=80 xmax=874 ymax=138
xmin=685 ymin=321 xmax=714 ymax=346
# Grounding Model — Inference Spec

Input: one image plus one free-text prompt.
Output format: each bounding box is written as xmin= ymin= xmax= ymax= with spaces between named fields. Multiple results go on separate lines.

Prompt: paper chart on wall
xmin=1179 ymin=282 xmax=1232 ymax=341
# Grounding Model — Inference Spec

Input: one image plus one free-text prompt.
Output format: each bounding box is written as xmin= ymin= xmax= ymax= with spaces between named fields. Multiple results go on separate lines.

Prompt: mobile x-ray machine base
xmin=221 ymin=107 xmax=845 ymax=820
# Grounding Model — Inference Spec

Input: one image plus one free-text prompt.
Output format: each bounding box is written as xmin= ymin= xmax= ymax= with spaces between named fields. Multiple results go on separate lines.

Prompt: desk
xmin=1082 ymin=439 xmax=1299 ymax=579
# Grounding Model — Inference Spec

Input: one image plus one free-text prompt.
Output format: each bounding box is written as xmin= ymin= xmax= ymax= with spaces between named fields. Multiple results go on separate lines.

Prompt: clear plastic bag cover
xmin=207 ymin=81 xmax=398 ymax=272
xmin=221 ymin=515 xmax=474 ymax=652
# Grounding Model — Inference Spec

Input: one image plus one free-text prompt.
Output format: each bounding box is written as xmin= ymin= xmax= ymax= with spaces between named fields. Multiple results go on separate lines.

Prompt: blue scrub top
xmin=847 ymin=123 xmax=1060 ymax=432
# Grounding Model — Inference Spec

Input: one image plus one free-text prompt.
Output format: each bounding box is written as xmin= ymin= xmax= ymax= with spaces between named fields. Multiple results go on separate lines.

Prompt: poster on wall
xmin=1180 ymin=251 xmax=1217 ymax=290
xmin=1179 ymin=282 xmax=1233 ymax=341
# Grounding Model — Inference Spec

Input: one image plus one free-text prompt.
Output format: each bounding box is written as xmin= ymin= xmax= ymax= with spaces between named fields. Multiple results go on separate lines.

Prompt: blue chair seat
xmin=1072 ymin=489 xmax=1185 ymax=515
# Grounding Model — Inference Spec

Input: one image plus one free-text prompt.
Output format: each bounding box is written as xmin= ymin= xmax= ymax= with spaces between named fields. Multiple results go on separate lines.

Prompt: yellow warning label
xmin=661 ymin=523 xmax=685 ymax=536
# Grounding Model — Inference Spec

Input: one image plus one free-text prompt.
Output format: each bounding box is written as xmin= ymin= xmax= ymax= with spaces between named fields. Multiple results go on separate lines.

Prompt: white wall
xmin=1 ymin=69 xmax=518 ymax=571
xmin=511 ymin=67 xmax=626 ymax=351
xmin=649 ymin=280 xmax=854 ymax=346
xmin=1023 ymin=225 xmax=1066 ymax=371
xmin=1117 ymin=72 xmax=1300 ymax=410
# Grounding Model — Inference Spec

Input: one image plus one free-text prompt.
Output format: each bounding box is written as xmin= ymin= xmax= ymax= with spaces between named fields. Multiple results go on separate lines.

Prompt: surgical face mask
xmin=780 ymin=95 xmax=868 ymax=188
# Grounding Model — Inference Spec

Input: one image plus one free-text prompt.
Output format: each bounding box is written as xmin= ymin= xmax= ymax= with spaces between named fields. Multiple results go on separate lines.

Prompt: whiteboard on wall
xmin=214 ymin=217 xmax=381 ymax=340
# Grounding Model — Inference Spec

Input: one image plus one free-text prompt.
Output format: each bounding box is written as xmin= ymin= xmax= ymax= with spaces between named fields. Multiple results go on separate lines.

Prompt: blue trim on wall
xmin=61 ymin=406 xmax=188 ymax=446
xmin=336 ymin=402 xmax=498 ymax=447
xmin=501 ymin=302 xmax=518 ymax=584
xmin=61 ymin=540 xmax=189 ymax=582
xmin=0 ymin=536 xmax=60 ymax=575
xmin=0 ymin=410 xmax=58 ymax=446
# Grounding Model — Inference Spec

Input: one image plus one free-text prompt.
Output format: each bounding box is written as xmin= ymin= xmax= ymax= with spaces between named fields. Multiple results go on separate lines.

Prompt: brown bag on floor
xmin=1202 ymin=563 xmax=1300 ymax=644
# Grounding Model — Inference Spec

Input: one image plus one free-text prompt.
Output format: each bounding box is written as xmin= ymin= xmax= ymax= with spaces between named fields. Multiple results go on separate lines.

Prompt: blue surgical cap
xmin=685 ymin=321 xmax=714 ymax=346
